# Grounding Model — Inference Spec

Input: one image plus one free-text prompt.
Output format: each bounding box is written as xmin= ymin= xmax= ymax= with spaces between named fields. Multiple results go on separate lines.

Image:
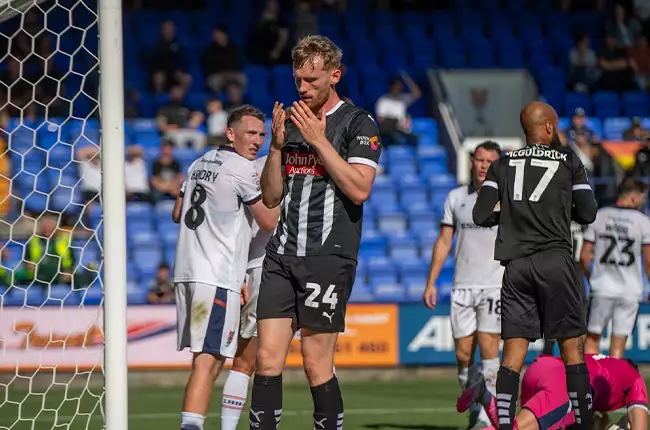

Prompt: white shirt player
xmin=584 ymin=207 xmax=650 ymax=302
xmin=441 ymin=185 xmax=504 ymax=289
xmin=173 ymin=147 xmax=261 ymax=292
xmin=247 ymin=156 xmax=273 ymax=270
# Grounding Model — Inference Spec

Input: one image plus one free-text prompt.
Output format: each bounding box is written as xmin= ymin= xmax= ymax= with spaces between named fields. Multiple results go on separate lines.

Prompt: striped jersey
xmin=583 ymin=206 xmax=650 ymax=301
xmin=266 ymin=100 xmax=382 ymax=259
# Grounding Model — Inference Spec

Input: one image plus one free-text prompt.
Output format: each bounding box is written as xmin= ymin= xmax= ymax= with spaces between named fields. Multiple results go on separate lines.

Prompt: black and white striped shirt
xmin=266 ymin=101 xmax=382 ymax=259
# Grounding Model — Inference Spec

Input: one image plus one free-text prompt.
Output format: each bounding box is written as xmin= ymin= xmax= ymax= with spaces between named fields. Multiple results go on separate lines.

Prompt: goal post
xmin=0 ymin=0 xmax=128 ymax=428
xmin=99 ymin=0 xmax=128 ymax=429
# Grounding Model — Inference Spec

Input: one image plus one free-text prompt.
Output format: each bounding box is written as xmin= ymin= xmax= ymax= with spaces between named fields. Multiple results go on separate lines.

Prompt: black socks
xmin=496 ymin=366 xmax=520 ymax=430
xmin=566 ymin=363 xmax=593 ymax=430
xmin=310 ymin=376 xmax=344 ymax=430
xmin=249 ymin=374 xmax=282 ymax=430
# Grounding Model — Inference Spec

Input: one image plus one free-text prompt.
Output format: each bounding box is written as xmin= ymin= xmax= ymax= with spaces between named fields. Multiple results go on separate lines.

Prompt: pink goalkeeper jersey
xmin=585 ymin=354 xmax=648 ymax=412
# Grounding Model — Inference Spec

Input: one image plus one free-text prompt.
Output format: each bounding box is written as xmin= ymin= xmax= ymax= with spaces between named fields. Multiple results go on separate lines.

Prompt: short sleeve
xmin=583 ymin=216 xmax=597 ymax=243
xmin=179 ymin=159 xmax=199 ymax=197
xmin=641 ymin=216 xmax=650 ymax=245
xmin=233 ymin=161 xmax=262 ymax=205
xmin=571 ymin=153 xmax=592 ymax=191
xmin=346 ymin=112 xmax=382 ymax=170
xmin=441 ymin=192 xmax=455 ymax=227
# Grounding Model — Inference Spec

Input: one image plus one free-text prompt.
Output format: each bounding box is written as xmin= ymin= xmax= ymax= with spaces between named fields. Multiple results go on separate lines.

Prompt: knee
xmin=302 ymin=354 xmax=333 ymax=386
xmin=232 ymin=357 xmax=256 ymax=377
xmin=193 ymin=354 xmax=223 ymax=381
xmin=256 ymin=345 xmax=283 ymax=375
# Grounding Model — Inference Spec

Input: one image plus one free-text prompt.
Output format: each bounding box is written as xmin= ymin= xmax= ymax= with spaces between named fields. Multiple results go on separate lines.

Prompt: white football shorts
xmin=587 ymin=296 xmax=639 ymax=337
xmin=240 ymin=266 xmax=262 ymax=339
xmin=175 ymin=282 xmax=241 ymax=358
xmin=450 ymin=287 xmax=501 ymax=339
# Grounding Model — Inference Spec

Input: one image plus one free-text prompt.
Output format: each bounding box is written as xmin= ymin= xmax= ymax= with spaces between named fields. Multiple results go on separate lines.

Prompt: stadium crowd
xmin=1 ymin=0 xmax=650 ymax=302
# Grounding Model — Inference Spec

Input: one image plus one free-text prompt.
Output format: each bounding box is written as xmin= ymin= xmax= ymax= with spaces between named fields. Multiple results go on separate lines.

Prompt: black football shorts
xmin=256 ymin=251 xmax=357 ymax=333
xmin=501 ymin=249 xmax=587 ymax=341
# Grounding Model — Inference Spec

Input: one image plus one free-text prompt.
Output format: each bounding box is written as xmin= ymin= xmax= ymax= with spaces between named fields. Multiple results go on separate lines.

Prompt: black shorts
xmin=501 ymin=250 xmax=587 ymax=342
xmin=256 ymin=251 xmax=357 ymax=333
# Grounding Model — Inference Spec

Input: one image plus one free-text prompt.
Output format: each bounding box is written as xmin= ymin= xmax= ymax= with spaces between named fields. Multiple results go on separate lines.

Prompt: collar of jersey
xmin=467 ymin=182 xmax=478 ymax=195
xmin=218 ymin=144 xmax=246 ymax=158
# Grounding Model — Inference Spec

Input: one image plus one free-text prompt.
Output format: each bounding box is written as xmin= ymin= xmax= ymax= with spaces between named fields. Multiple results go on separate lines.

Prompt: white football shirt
xmin=583 ymin=206 xmax=650 ymax=301
xmin=441 ymin=184 xmax=504 ymax=289
xmin=173 ymin=146 xmax=261 ymax=292
xmin=247 ymin=156 xmax=274 ymax=270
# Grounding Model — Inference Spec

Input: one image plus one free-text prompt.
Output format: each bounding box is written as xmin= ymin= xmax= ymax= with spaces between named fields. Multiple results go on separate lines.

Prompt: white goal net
xmin=0 ymin=0 xmax=126 ymax=428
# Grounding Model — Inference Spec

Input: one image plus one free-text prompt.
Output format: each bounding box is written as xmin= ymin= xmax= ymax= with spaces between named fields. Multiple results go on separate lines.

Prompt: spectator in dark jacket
xmin=149 ymin=20 xmax=191 ymax=93
xmin=202 ymin=26 xmax=247 ymax=94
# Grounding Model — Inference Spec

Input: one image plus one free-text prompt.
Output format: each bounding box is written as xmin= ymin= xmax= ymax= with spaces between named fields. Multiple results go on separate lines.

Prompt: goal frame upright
xmin=98 ymin=0 xmax=129 ymax=428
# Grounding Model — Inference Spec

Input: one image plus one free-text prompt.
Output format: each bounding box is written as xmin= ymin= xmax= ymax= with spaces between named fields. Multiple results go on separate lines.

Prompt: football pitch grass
xmin=0 ymin=377 xmax=643 ymax=430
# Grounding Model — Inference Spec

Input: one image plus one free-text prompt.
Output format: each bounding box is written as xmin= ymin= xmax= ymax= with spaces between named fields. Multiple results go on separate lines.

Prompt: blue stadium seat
xmin=372 ymin=283 xmax=406 ymax=302
xmin=593 ymin=92 xmax=621 ymax=118
xmin=405 ymin=277 xmax=427 ymax=301
xmin=388 ymin=236 xmax=419 ymax=260
xmin=349 ymin=281 xmax=373 ymax=303
xmin=603 ymin=117 xmax=632 ymax=140
xmin=377 ymin=211 xmax=408 ymax=234
xmin=400 ymin=184 xmax=428 ymax=207
xmin=126 ymin=202 xmax=153 ymax=221
xmin=428 ymin=173 xmax=456 ymax=189
xmin=420 ymin=160 xmax=447 ymax=178
xmin=359 ymin=232 xmax=388 ymax=259
xmin=411 ymin=118 xmax=437 ymax=135
xmin=564 ymin=93 xmax=591 ymax=116
xmin=133 ymin=247 xmax=163 ymax=278
xmin=131 ymin=230 xmax=161 ymax=248
xmin=368 ymin=188 xmax=398 ymax=207
xmin=622 ymin=92 xmax=649 ymax=117
xmin=47 ymin=285 xmax=80 ymax=306
xmin=396 ymin=259 xmax=429 ymax=279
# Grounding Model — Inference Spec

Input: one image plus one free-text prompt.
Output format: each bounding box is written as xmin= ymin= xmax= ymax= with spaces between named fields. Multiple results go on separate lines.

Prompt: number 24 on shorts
xmin=305 ymin=282 xmax=339 ymax=310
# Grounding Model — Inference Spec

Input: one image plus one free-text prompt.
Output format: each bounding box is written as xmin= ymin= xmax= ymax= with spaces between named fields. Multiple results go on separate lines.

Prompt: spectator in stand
xmin=608 ymin=3 xmax=642 ymax=48
xmin=147 ymin=262 xmax=174 ymax=304
xmin=634 ymin=0 xmax=650 ymax=35
xmin=76 ymin=145 xmax=101 ymax=206
xmin=149 ymin=20 xmax=191 ymax=94
xmin=124 ymin=145 xmax=151 ymax=202
xmin=201 ymin=26 xmax=247 ymax=94
xmin=223 ymin=82 xmax=249 ymax=112
xmin=125 ymin=88 xmax=141 ymax=119
xmin=628 ymin=34 xmax=650 ymax=89
xmin=630 ymin=133 xmax=650 ymax=184
xmin=293 ymin=0 xmax=319 ymax=43
xmin=205 ymin=98 xmax=228 ymax=147
xmin=597 ymin=33 xmax=638 ymax=91
xmin=624 ymin=116 xmax=647 ymax=140
xmin=246 ymin=0 xmax=290 ymax=65
xmin=0 ymin=58 xmax=32 ymax=116
xmin=568 ymin=34 xmax=599 ymax=92
xmin=33 ymin=36 xmax=68 ymax=117
xmin=156 ymin=86 xmax=205 ymax=149
xmin=375 ymin=71 xmax=421 ymax=146
xmin=150 ymin=140 xmax=183 ymax=202
xmin=564 ymin=108 xmax=598 ymax=145
xmin=569 ymin=134 xmax=622 ymax=207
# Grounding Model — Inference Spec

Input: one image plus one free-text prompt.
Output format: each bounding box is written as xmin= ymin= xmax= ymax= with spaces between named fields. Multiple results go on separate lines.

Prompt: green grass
xmin=0 ymin=378 xmax=642 ymax=430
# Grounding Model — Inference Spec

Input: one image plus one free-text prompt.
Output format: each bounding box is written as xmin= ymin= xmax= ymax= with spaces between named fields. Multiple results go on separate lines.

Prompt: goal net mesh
xmin=0 ymin=0 xmax=104 ymax=428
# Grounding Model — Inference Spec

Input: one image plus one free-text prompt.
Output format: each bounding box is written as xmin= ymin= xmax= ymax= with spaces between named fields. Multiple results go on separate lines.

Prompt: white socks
xmin=180 ymin=411 xmax=205 ymax=430
xmin=221 ymin=371 xmax=251 ymax=430
xmin=481 ymin=358 xmax=500 ymax=396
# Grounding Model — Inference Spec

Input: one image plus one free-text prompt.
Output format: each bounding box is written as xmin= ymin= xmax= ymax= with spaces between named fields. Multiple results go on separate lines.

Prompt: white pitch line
xmin=0 ymin=406 xmax=457 ymax=424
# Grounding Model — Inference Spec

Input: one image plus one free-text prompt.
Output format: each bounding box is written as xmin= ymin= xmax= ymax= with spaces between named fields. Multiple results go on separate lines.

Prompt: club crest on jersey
xmin=284 ymin=151 xmax=327 ymax=176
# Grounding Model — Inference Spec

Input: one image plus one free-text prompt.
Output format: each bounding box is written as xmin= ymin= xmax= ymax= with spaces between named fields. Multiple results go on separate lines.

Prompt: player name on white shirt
xmin=584 ymin=206 xmax=650 ymax=301
xmin=247 ymin=156 xmax=273 ymax=270
xmin=442 ymin=184 xmax=504 ymax=288
xmin=173 ymin=146 xmax=261 ymax=292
